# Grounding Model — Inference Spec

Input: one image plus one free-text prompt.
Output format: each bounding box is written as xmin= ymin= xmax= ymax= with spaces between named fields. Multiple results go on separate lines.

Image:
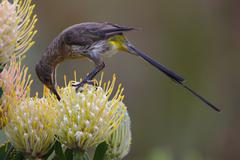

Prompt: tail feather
xmin=181 ymin=84 xmax=220 ymax=112
xmin=127 ymin=44 xmax=220 ymax=112
xmin=128 ymin=45 xmax=185 ymax=83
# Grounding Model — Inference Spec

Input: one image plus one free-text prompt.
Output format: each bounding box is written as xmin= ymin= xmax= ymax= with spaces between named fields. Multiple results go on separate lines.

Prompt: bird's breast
xmin=102 ymin=46 xmax=118 ymax=57
xmin=90 ymin=40 xmax=119 ymax=58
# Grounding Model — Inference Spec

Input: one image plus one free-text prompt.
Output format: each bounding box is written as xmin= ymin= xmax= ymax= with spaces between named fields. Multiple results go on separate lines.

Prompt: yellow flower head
xmin=52 ymin=73 xmax=127 ymax=150
xmin=0 ymin=58 xmax=32 ymax=128
xmin=0 ymin=0 xmax=37 ymax=65
xmin=4 ymin=97 xmax=57 ymax=158
xmin=105 ymin=112 xmax=132 ymax=160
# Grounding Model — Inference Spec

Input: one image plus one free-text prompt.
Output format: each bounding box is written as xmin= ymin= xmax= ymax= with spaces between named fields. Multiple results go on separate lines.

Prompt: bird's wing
xmin=62 ymin=22 xmax=135 ymax=46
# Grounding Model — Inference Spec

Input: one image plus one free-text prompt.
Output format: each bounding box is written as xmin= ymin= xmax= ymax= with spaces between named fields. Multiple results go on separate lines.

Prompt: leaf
xmin=0 ymin=64 xmax=3 ymax=73
xmin=0 ymin=87 xmax=3 ymax=99
xmin=0 ymin=142 xmax=11 ymax=160
xmin=65 ymin=148 xmax=73 ymax=160
xmin=54 ymin=141 xmax=66 ymax=160
xmin=1 ymin=143 xmax=14 ymax=160
xmin=93 ymin=142 xmax=108 ymax=160
xmin=0 ymin=142 xmax=24 ymax=160
xmin=10 ymin=151 xmax=24 ymax=160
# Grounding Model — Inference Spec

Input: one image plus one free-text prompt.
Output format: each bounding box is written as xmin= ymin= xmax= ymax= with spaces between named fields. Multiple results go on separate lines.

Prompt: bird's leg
xmin=73 ymin=62 xmax=105 ymax=91
xmin=70 ymin=45 xmax=105 ymax=91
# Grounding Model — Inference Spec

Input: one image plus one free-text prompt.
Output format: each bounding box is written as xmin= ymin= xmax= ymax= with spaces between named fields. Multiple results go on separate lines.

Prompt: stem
xmin=73 ymin=150 xmax=89 ymax=160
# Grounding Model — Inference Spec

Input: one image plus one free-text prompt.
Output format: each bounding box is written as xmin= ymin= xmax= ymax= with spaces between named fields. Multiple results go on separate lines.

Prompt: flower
xmin=53 ymin=74 xmax=127 ymax=150
xmin=4 ymin=97 xmax=57 ymax=158
xmin=104 ymin=112 xmax=132 ymax=160
xmin=0 ymin=58 xmax=32 ymax=128
xmin=0 ymin=58 xmax=32 ymax=99
xmin=0 ymin=0 xmax=37 ymax=65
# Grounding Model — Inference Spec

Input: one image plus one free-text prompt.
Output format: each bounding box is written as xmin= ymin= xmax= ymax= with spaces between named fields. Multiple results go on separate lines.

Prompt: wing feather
xmin=62 ymin=22 xmax=135 ymax=46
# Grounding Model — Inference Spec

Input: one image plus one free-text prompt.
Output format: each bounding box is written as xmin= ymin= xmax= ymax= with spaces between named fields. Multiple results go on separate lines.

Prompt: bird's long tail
xmin=126 ymin=44 xmax=220 ymax=112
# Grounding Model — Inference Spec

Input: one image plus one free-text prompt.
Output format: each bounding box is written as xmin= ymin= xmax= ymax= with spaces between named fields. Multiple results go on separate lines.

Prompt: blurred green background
xmin=17 ymin=0 xmax=240 ymax=159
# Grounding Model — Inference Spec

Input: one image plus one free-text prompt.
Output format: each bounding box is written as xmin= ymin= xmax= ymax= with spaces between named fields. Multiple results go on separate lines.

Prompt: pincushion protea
xmin=0 ymin=0 xmax=37 ymax=65
xmin=50 ymin=73 xmax=127 ymax=151
xmin=4 ymin=96 xmax=58 ymax=158
xmin=0 ymin=59 xmax=32 ymax=128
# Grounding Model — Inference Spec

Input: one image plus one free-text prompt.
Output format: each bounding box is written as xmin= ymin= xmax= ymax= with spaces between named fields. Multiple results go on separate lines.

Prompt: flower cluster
xmin=52 ymin=75 xmax=127 ymax=150
xmin=0 ymin=0 xmax=132 ymax=159
xmin=0 ymin=0 xmax=36 ymax=128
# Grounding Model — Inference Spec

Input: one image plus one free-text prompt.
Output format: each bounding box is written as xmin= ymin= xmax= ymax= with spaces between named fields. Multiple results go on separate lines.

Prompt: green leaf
xmin=54 ymin=141 xmax=65 ymax=160
xmin=0 ymin=142 xmax=27 ymax=160
xmin=0 ymin=87 xmax=3 ymax=99
xmin=4 ymin=145 xmax=14 ymax=160
xmin=93 ymin=142 xmax=108 ymax=160
xmin=0 ymin=64 xmax=4 ymax=73
xmin=0 ymin=142 xmax=11 ymax=160
xmin=0 ymin=142 xmax=25 ymax=160
xmin=10 ymin=151 xmax=24 ymax=160
xmin=65 ymin=148 xmax=73 ymax=160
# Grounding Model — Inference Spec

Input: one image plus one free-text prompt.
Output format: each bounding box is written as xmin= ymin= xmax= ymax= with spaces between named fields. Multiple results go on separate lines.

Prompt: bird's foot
xmin=72 ymin=79 xmax=98 ymax=92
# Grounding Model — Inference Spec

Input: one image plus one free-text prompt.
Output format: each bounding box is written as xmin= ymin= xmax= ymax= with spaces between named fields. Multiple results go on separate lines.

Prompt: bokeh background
xmin=13 ymin=0 xmax=240 ymax=159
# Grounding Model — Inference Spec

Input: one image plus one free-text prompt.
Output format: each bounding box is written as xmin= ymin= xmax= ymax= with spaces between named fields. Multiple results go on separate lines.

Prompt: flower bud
xmin=104 ymin=111 xmax=131 ymax=160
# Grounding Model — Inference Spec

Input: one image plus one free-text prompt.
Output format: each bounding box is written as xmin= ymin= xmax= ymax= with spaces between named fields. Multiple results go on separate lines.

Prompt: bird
xmin=35 ymin=22 xmax=220 ymax=112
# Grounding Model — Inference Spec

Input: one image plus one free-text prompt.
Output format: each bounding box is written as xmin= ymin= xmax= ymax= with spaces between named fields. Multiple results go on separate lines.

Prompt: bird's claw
xmin=72 ymin=79 xmax=98 ymax=92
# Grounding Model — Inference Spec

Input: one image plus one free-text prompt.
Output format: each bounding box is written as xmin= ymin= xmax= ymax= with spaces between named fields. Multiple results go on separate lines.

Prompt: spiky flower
xmin=4 ymin=97 xmax=57 ymax=158
xmin=104 ymin=112 xmax=132 ymax=160
xmin=0 ymin=0 xmax=37 ymax=65
xmin=53 ymin=74 xmax=127 ymax=150
xmin=0 ymin=58 xmax=32 ymax=128
xmin=0 ymin=58 xmax=32 ymax=99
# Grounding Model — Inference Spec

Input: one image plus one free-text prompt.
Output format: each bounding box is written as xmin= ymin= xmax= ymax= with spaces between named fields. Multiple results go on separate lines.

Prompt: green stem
xmin=73 ymin=150 xmax=89 ymax=160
